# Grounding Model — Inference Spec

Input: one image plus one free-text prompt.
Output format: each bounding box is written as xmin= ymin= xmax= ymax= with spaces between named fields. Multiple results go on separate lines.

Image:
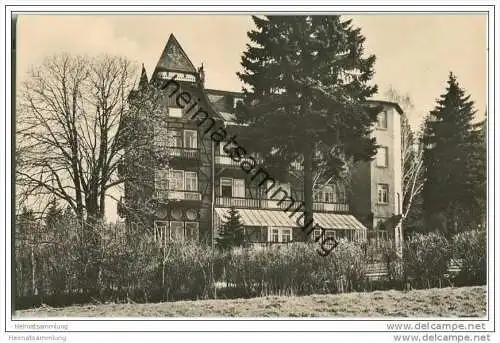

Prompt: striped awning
xmin=214 ymin=208 xmax=367 ymax=231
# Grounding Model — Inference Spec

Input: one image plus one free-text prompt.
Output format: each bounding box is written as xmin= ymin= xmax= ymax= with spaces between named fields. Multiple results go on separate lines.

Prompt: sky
xmin=16 ymin=14 xmax=488 ymax=221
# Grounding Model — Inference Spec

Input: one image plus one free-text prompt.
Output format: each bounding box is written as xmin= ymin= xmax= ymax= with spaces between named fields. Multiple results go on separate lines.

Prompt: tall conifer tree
xmin=423 ymin=72 xmax=485 ymax=234
xmin=236 ymin=16 xmax=380 ymax=238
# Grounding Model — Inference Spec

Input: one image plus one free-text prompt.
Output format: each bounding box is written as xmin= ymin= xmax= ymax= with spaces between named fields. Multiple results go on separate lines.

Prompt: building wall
xmin=349 ymin=160 xmax=372 ymax=229
xmin=371 ymin=106 xmax=396 ymax=227
xmin=371 ymin=105 xmax=403 ymax=230
xmin=351 ymin=104 xmax=403 ymax=230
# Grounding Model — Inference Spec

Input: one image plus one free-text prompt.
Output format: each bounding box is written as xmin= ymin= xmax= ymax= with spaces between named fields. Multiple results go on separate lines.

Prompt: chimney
xmin=198 ymin=62 xmax=205 ymax=86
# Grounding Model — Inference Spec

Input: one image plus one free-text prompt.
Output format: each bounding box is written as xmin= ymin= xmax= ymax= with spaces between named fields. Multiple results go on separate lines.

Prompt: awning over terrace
xmin=214 ymin=207 xmax=368 ymax=231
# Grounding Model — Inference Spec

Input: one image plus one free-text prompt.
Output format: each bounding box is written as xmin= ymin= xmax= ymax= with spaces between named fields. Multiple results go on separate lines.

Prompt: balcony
xmin=312 ymin=202 xmax=350 ymax=212
xmin=215 ymin=197 xmax=349 ymax=212
xmin=216 ymin=197 xmax=260 ymax=208
xmin=156 ymin=190 xmax=202 ymax=201
xmin=157 ymin=147 xmax=199 ymax=160
xmin=215 ymin=154 xmax=261 ymax=168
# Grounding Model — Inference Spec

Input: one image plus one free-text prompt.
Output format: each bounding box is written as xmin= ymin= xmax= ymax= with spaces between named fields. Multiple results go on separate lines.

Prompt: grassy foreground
xmin=16 ymin=286 xmax=486 ymax=318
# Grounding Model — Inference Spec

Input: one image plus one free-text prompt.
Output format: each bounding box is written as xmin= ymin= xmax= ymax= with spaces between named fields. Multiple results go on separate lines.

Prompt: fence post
xmin=31 ymin=244 xmax=37 ymax=296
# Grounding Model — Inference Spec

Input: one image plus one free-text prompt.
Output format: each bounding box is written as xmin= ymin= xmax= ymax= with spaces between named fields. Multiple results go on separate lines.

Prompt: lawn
xmin=15 ymin=286 xmax=486 ymax=318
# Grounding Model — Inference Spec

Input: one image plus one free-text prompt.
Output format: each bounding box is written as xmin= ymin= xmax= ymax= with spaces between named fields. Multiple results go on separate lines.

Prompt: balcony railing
xmin=156 ymin=190 xmax=201 ymax=201
xmin=161 ymin=147 xmax=200 ymax=160
xmin=215 ymin=154 xmax=261 ymax=168
xmin=215 ymin=197 xmax=349 ymax=212
xmin=216 ymin=197 xmax=260 ymax=208
xmin=312 ymin=202 xmax=350 ymax=212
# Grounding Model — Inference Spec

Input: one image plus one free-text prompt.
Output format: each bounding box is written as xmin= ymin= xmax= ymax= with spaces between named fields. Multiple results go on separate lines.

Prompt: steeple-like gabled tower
xmin=152 ymin=33 xmax=198 ymax=81
xmin=138 ymin=63 xmax=149 ymax=89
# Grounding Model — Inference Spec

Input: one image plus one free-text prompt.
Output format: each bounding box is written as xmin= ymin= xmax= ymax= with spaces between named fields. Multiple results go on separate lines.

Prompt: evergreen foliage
xmin=423 ymin=72 xmax=485 ymax=235
xmin=216 ymin=207 xmax=245 ymax=250
xmin=45 ymin=199 xmax=63 ymax=230
xmin=236 ymin=16 xmax=380 ymax=238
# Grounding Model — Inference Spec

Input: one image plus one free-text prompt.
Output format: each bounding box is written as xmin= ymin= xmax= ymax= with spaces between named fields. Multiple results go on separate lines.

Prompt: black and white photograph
xmin=1 ymin=2 xmax=497 ymax=342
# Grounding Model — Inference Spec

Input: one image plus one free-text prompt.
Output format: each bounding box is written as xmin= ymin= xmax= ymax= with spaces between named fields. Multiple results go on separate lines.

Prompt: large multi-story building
xmin=119 ymin=34 xmax=404 ymax=247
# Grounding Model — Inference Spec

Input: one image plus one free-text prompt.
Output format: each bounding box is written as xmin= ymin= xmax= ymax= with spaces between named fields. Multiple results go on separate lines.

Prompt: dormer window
xmin=157 ymin=71 xmax=196 ymax=82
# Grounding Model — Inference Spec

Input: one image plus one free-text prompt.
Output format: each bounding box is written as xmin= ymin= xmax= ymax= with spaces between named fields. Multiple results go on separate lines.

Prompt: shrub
xmin=160 ymin=241 xmax=221 ymax=301
xmin=377 ymin=240 xmax=405 ymax=289
xmin=330 ymin=239 xmax=368 ymax=292
xmin=224 ymin=240 xmax=367 ymax=297
xmin=451 ymin=229 xmax=486 ymax=286
xmin=403 ymin=232 xmax=451 ymax=288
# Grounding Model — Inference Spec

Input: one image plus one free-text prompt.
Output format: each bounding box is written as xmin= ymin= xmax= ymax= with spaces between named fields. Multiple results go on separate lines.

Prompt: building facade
xmin=119 ymin=34 xmax=404 ymax=246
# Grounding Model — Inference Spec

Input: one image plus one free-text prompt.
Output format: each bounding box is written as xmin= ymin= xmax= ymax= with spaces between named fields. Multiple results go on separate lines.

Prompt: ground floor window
xmin=312 ymin=229 xmax=337 ymax=241
xmin=154 ymin=220 xmax=200 ymax=243
xmin=268 ymin=227 xmax=293 ymax=243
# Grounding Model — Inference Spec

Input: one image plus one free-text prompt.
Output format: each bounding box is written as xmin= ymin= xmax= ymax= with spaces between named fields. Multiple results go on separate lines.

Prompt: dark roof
xmin=205 ymin=88 xmax=244 ymax=113
xmin=153 ymin=34 xmax=198 ymax=76
xmin=205 ymin=88 xmax=244 ymax=97
xmin=366 ymin=99 xmax=404 ymax=114
xmin=138 ymin=64 xmax=149 ymax=89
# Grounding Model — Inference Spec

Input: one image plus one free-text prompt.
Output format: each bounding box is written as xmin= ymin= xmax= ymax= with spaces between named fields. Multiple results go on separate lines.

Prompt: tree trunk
xmin=302 ymin=140 xmax=314 ymax=241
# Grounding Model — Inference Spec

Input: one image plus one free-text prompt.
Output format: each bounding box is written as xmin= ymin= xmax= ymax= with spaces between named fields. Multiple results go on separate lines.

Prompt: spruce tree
xmin=17 ymin=206 xmax=36 ymax=235
xmin=216 ymin=207 xmax=245 ymax=250
xmin=236 ymin=16 xmax=380 ymax=239
xmin=45 ymin=199 xmax=63 ymax=230
xmin=423 ymin=72 xmax=484 ymax=235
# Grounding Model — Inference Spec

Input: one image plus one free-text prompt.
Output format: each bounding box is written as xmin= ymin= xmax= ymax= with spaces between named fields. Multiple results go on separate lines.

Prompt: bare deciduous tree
xmin=384 ymin=86 xmax=425 ymax=228
xmin=16 ymin=54 xmax=168 ymax=223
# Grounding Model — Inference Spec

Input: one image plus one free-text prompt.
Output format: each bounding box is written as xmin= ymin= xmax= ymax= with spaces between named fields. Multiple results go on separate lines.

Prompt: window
xmin=170 ymin=170 xmax=184 ymax=190
xmin=185 ymin=172 xmax=198 ymax=191
xmin=154 ymin=220 xmax=168 ymax=243
xmin=221 ymin=178 xmax=233 ymax=197
xmin=377 ymin=111 xmax=388 ymax=129
xmin=312 ymin=229 xmax=323 ymax=242
xmin=168 ymin=107 xmax=182 ymax=118
xmin=233 ymin=179 xmax=245 ymax=198
xmin=170 ymin=221 xmax=184 ymax=240
xmin=282 ymin=229 xmax=292 ymax=243
xmin=270 ymin=228 xmax=280 ymax=243
xmin=220 ymin=178 xmax=245 ymax=197
xmin=171 ymin=129 xmax=183 ymax=147
xmin=377 ymin=184 xmax=389 ymax=204
xmin=155 ymin=221 xmax=199 ymax=243
xmin=184 ymin=130 xmax=197 ymax=149
xmin=313 ymin=229 xmax=335 ymax=241
xmin=324 ymin=186 xmax=336 ymax=203
xmin=376 ymin=147 xmax=388 ymax=167
xmin=337 ymin=185 xmax=347 ymax=203
xmin=314 ymin=185 xmax=337 ymax=203
xmin=269 ymin=227 xmax=293 ymax=243
xmin=185 ymin=222 xmax=199 ymax=241
xmin=313 ymin=190 xmax=322 ymax=202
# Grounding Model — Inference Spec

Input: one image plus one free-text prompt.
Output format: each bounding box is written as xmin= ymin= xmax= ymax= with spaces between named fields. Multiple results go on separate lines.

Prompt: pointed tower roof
xmin=153 ymin=34 xmax=198 ymax=76
xmin=138 ymin=64 xmax=149 ymax=89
